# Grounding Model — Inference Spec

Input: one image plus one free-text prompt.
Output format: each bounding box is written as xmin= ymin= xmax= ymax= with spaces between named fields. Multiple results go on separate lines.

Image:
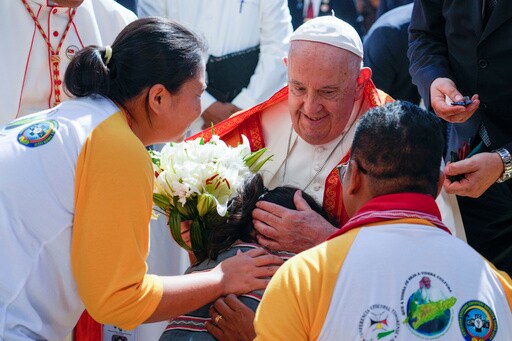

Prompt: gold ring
xmin=214 ymin=314 xmax=223 ymax=325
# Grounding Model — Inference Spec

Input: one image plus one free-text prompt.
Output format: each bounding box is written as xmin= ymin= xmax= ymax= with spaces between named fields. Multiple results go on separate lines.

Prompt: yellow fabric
xmin=72 ymin=112 xmax=163 ymax=330
xmin=364 ymin=217 xmax=437 ymax=228
xmin=486 ymin=260 xmax=512 ymax=309
xmin=254 ymin=228 xmax=360 ymax=341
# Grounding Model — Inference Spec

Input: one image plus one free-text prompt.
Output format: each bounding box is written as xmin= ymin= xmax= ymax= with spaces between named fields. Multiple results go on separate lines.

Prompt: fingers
xmin=233 ymin=247 xmax=283 ymax=267
xmin=224 ymin=294 xmax=247 ymax=310
xmin=242 ymin=247 xmax=269 ymax=257
xmin=254 ymin=200 xmax=286 ymax=219
xmin=211 ymin=297 xmax=232 ymax=318
xmin=430 ymin=78 xmax=479 ymax=123
xmin=255 ymin=233 xmax=283 ymax=251
xmin=206 ymin=307 xmax=225 ymax=338
xmin=442 ymin=98 xmax=480 ymax=122
xmin=293 ymin=190 xmax=312 ymax=211
xmin=444 ymin=158 xmax=478 ymax=177
xmin=252 ymin=217 xmax=279 ymax=241
xmin=205 ymin=321 xmax=223 ymax=339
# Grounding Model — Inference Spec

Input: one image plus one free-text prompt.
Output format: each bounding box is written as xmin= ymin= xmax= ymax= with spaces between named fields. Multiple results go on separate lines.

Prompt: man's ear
xmin=345 ymin=160 xmax=363 ymax=196
xmin=283 ymin=57 xmax=288 ymax=67
xmin=147 ymin=83 xmax=167 ymax=116
xmin=355 ymin=67 xmax=372 ymax=97
xmin=437 ymin=170 xmax=446 ymax=197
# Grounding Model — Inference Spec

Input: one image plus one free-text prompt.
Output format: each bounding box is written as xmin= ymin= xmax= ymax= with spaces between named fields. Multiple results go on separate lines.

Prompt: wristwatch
xmin=494 ymin=148 xmax=512 ymax=183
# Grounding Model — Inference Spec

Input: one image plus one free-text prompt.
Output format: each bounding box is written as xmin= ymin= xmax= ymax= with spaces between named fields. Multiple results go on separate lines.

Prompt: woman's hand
xmin=212 ymin=248 xmax=283 ymax=296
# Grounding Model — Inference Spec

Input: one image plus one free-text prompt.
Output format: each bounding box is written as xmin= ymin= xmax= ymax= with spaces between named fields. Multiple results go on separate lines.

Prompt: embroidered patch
xmin=17 ymin=120 xmax=59 ymax=147
xmin=66 ymin=45 xmax=80 ymax=60
xmin=358 ymin=304 xmax=400 ymax=340
xmin=458 ymin=300 xmax=497 ymax=340
xmin=400 ymin=272 xmax=456 ymax=339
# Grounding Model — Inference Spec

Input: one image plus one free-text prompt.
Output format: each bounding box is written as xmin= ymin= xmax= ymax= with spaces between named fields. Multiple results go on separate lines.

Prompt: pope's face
xmin=287 ymin=41 xmax=361 ymax=145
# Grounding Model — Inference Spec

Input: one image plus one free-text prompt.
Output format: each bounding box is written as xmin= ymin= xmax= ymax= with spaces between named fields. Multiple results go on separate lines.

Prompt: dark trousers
xmin=458 ymin=181 xmax=512 ymax=276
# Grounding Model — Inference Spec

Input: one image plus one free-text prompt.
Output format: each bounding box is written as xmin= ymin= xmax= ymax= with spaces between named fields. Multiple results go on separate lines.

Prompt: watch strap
xmin=494 ymin=148 xmax=512 ymax=183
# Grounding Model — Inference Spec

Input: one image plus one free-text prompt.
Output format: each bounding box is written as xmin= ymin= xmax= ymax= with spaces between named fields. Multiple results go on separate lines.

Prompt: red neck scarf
xmin=328 ymin=193 xmax=452 ymax=240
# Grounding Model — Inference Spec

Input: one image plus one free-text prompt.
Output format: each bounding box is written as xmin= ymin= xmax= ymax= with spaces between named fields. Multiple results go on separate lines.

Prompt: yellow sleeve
xmin=486 ymin=260 xmax=512 ymax=309
xmin=72 ymin=112 xmax=163 ymax=330
xmin=254 ymin=229 xmax=360 ymax=340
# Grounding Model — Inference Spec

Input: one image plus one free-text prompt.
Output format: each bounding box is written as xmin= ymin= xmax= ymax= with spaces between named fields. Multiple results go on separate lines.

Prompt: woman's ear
xmin=147 ymin=83 xmax=168 ymax=116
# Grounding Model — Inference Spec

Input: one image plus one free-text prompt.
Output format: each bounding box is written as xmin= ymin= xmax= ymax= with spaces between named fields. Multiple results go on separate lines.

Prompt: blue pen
xmin=239 ymin=0 xmax=244 ymax=13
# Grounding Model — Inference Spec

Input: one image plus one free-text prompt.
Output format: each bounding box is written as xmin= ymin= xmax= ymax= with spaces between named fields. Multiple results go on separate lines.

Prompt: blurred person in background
xmin=138 ymin=0 xmax=292 ymax=134
xmin=363 ymin=4 xmax=420 ymax=104
xmin=0 ymin=0 xmax=136 ymax=125
xmin=376 ymin=0 xmax=411 ymax=18
xmin=287 ymin=0 xmax=363 ymax=36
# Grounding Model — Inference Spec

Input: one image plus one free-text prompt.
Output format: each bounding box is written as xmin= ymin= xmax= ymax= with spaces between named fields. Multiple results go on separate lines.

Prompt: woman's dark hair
xmin=197 ymin=174 xmax=336 ymax=264
xmin=64 ymin=17 xmax=206 ymax=108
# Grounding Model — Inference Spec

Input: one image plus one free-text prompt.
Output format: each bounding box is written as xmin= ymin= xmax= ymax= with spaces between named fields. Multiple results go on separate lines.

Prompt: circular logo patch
xmin=400 ymin=272 xmax=457 ymax=339
xmin=66 ymin=45 xmax=80 ymax=60
xmin=459 ymin=300 xmax=497 ymax=340
xmin=17 ymin=120 xmax=59 ymax=147
xmin=359 ymin=304 xmax=400 ymax=340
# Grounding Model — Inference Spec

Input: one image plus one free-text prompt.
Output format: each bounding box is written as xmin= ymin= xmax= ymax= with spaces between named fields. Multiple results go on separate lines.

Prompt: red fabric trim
xmin=328 ymin=193 xmax=451 ymax=240
xmin=186 ymin=86 xmax=289 ymax=151
xmin=72 ymin=19 xmax=85 ymax=48
xmin=322 ymin=80 xmax=388 ymax=224
xmin=74 ymin=310 xmax=102 ymax=341
xmin=17 ymin=6 xmax=41 ymax=119
xmin=46 ymin=8 xmax=53 ymax=108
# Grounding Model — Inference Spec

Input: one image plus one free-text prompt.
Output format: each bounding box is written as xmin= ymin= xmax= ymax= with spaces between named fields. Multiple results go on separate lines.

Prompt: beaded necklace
xmin=21 ymin=0 xmax=77 ymax=106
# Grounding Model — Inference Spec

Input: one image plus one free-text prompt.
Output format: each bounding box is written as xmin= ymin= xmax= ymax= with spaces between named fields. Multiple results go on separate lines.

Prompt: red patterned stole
xmin=189 ymin=82 xmax=392 ymax=224
xmin=325 ymin=79 xmax=392 ymax=224
xmin=328 ymin=193 xmax=452 ymax=241
xmin=187 ymin=86 xmax=289 ymax=150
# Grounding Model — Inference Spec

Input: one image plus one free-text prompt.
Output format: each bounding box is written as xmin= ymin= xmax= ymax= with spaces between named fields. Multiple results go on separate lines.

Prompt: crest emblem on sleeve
xmin=17 ymin=119 xmax=59 ymax=148
xmin=458 ymin=300 xmax=497 ymax=340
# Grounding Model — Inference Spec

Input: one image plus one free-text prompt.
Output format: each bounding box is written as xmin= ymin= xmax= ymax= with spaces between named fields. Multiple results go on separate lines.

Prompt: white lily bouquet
xmin=150 ymin=134 xmax=271 ymax=258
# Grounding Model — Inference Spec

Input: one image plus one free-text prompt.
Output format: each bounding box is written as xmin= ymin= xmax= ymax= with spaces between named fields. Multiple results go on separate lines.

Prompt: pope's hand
xmin=430 ymin=77 xmax=479 ymax=123
xmin=444 ymin=152 xmax=504 ymax=198
xmin=252 ymin=190 xmax=337 ymax=253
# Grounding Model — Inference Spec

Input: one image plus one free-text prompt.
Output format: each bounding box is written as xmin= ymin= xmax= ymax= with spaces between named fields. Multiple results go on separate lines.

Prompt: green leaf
xmin=250 ymin=154 xmax=273 ymax=172
xmin=190 ymin=218 xmax=204 ymax=258
xmin=244 ymin=148 xmax=267 ymax=168
xmin=168 ymin=208 xmax=192 ymax=251
xmin=153 ymin=193 xmax=170 ymax=210
xmin=173 ymin=197 xmax=190 ymax=217
xmin=148 ymin=149 xmax=161 ymax=168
